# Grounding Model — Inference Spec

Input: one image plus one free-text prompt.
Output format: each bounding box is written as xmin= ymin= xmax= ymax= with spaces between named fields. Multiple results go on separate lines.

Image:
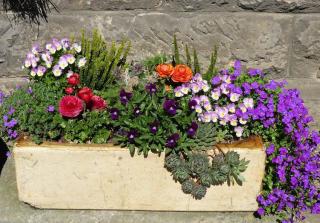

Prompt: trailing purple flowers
xmin=173 ymin=60 xmax=320 ymax=222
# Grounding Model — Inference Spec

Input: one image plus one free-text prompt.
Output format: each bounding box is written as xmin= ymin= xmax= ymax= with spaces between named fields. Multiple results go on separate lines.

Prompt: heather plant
xmin=80 ymin=30 xmax=131 ymax=90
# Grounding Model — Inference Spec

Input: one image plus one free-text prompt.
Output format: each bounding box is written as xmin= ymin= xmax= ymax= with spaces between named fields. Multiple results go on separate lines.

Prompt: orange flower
xmin=171 ymin=64 xmax=193 ymax=83
xmin=165 ymin=84 xmax=172 ymax=92
xmin=156 ymin=64 xmax=174 ymax=78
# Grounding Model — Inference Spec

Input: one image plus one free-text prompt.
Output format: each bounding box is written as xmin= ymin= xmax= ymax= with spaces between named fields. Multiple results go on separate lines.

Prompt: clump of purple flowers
xmin=2 ymin=107 xmax=18 ymax=140
xmin=172 ymin=60 xmax=320 ymax=222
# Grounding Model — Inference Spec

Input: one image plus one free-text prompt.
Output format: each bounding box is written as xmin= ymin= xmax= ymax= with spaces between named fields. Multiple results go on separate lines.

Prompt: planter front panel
xmin=13 ymin=138 xmax=265 ymax=211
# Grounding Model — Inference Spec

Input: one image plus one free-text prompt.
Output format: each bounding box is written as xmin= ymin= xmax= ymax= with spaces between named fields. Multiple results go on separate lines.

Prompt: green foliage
xmin=203 ymin=46 xmax=218 ymax=81
xmin=164 ymin=152 xmax=182 ymax=171
xmin=191 ymin=184 xmax=207 ymax=200
xmin=63 ymin=110 xmax=111 ymax=144
xmin=80 ymin=30 xmax=131 ymax=90
xmin=185 ymin=45 xmax=192 ymax=67
xmin=193 ymin=48 xmax=201 ymax=74
xmin=143 ymin=54 xmax=167 ymax=75
xmin=164 ymin=149 xmax=249 ymax=199
xmin=191 ymin=123 xmax=217 ymax=150
xmin=171 ymin=36 xmax=218 ymax=77
xmin=173 ymin=34 xmax=180 ymax=64
xmin=181 ymin=179 xmax=195 ymax=194
xmin=0 ymin=83 xmax=64 ymax=144
xmin=188 ymin=153 xmax=209 ymax=175
xmin=111 ymin=82 xmax=196 ymax=156
xmin=173 ymin=164 xmax=190 ymax=182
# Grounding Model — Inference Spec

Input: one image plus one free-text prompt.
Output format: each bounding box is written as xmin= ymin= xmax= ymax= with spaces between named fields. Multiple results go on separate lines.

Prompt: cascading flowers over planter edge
xmin=0 ymin=31 xmax=319 ymax=223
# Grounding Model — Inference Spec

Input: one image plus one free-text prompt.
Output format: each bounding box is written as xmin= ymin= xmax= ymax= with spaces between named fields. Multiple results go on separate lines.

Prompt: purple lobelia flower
xmin=127 ymin=129 xmax=139 ymax=143
xmin=187 ymin=121 xmax=198 ymax=137
xmin=145 ymin=83 xmax=157 ymax=95
xmin=163 ymin=99 xmax=178 ymax=116
xmin=110 ymin=108 xmax=120 ymax=120
xmin=149 ymin=121 xmax=160 ymax=134
xmin=266 ymin=144 xmax=275 ymax=155
xmin=119 ymin=89 xmax=133 ymax=105
xmin=166 ymin=133 xmax=180 ymax=148
xmin=47 ymin=105 xmax=55 ymax=113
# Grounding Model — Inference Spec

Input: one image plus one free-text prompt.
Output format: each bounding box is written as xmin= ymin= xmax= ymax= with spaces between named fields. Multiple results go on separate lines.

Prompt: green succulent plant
xmin=211 ymin=153 xmax=225 ymax=170
xmin=181 ymin=179 xmax=195 ymax=194
xmin=191 ymin=184 xmax=207 ymax=200
xmin=210 ymin=169 xmax=228 ymax=185
xmin=200 ymin=172 xmax=212 ymax=187
xmin=173 ymin=164 xmax=190 ymax=183
xmin=188 ymin=153 xmax=210 ymax=175
xmin=164 ymin=152 xmax=182 ymax=171
xmin=189 ymin=123 xmax=218 ymax=151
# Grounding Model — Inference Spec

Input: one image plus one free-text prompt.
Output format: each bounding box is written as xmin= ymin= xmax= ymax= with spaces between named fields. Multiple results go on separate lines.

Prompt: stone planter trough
xmin=13 ymin=136 xmax=265 ymax=211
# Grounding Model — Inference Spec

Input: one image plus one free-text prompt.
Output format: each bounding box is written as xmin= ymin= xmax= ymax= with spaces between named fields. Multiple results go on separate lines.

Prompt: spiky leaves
xmin=171 ymin=35 xmax=218 ymax=76
xmin=187 ymin=123 xmax=218 ymax=151
xmin=173 ymin=34 xmax=180 ymax=65
xmin=191 ymin=184 xmax=207 ymax=200
xmin=182 ymin=179 xmax=195 ymax=194
xmin=80 ymin=30 xmax=131 ymax=90
xmin=164 ymin=149 xmax=249 ymax=199
xmin=203 ymin=45 xmax=218 ymax=81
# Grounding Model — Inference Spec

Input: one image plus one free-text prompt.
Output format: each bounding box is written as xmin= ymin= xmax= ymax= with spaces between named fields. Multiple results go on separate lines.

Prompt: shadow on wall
xmin=0 ymin=138 xmax=9 ymax=176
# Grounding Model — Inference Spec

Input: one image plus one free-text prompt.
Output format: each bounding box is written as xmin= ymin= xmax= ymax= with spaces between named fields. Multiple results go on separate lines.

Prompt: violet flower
xmin=119 ymin=89 xmax=133 ymax=105
xmin=163 ymin=99 xmax=178 ymax=116
xmin=166 ymin=133 xmax=180 ymax=148
xmin=110 ymin=108 xmax=120 ymax=120
xmin=145 ymin=83 xmax=157 ymax=95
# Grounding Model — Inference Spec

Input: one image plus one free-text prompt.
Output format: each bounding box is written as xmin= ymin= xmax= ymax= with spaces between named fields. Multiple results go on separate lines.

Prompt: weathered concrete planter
xmin=13 ymin=137 xmax=265 ymax=211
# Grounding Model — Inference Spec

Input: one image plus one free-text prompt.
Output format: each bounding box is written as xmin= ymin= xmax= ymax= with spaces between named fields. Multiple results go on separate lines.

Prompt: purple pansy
xmin=166 ymin=133 xmax=180 ymax=148
xmin=119 ymin=89 xmax=133 ymax=105
xmin=163 ymin=99 xmax=178 ymax=116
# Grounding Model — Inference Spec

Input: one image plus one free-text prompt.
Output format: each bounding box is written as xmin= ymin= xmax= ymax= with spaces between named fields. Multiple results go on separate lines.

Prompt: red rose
xmin=59 ymin=96 xmax=84 ymax=118
xmin=65 ymin=87 xmax=74 ymax=95
xmin=67 ymin=73 xmax=80 ymax=86
xmin=90 ymin=95 xmax=107 ymax=111
xmin=77 ymin=87 xmax=94 ymax=104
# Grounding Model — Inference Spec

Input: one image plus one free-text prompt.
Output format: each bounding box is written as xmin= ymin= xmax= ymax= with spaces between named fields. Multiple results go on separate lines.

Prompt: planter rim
xmin=14 ymin=136 xmax=264 ymax=151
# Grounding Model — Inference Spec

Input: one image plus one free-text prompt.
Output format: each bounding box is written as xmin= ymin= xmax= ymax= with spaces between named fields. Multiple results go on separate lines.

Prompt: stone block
xmin=50 ymin=0 xmax=320 ymax=13
xmin=291 ymin=15 xmax=320 ymax=78
xmin=0 ymin=12 xmax=292 ymax=78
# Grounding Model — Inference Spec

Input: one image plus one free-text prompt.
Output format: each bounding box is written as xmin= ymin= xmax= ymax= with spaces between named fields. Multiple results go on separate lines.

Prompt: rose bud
xmin=65 ymin=87 xmax=74 ymax=95
xmin=77 ymin=87 xmax=94 ymax=104
xmin=90 ymin=95 xmax=107 ymax=111
xmin=67 ymin=73 xmax=80 ymax=86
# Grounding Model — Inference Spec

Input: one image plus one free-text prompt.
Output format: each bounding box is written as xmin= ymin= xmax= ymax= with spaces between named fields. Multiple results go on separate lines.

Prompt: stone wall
xmin=0 ymin=0 xmax=320 ymax=127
